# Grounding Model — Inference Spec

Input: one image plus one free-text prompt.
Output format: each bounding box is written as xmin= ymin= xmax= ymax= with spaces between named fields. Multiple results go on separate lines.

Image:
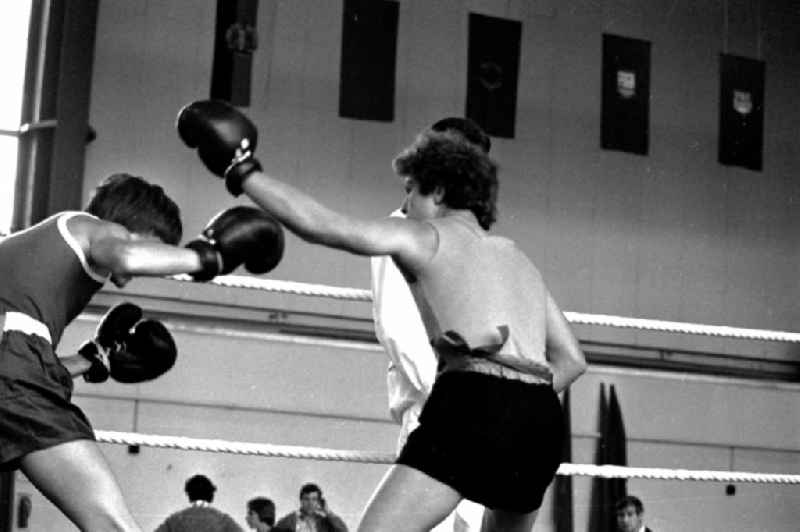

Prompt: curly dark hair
xmin=392 ymin=130 xmax=498 ymax=229
xmin=430 ymin=117 xmax=491 ymax=153
xmin=85 ymin=173 xmax=182 ymax=245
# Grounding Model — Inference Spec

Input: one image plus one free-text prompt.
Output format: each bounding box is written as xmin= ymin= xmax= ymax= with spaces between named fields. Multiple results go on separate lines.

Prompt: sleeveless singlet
xmin=0 ymin=212 xmax=107 ymax=346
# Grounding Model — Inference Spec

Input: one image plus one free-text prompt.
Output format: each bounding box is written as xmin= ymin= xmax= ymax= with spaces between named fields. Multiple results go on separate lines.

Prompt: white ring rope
xmin=97 ymin=430 xmax=390 ymax=464
xmin=172 ymin=274 xmax=800 ymax=343
xmin=172 ymin=274 xmax=372 ymax=301
xmin=96 ymin=430 xmax=799 ymax=484
xmin=561 ymin=312 xmax=800 ymax=343
xmin=94 ymin=279 xmax=799 ymax=487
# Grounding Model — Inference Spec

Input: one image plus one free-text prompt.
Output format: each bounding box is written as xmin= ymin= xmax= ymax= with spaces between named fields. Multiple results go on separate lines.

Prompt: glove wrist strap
xmin=78 ymin=341 xmax=111 ymax=383
xmin=186 ymin=239 xmax=222 ymax=281
xmin=225 ymin=157 xmax=262 ymax=196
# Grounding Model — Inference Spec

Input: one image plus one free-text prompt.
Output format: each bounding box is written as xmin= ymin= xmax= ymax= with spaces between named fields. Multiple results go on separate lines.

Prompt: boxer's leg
xmin=21 ymin=439 xmax=141 ymax=532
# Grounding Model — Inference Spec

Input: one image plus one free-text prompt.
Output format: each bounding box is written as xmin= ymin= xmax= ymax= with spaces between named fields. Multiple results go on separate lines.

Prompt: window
xmin=0 ymin=1 xmax=33 ymax=234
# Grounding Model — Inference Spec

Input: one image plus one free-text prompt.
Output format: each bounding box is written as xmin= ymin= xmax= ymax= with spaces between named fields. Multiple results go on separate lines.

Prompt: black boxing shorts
xmin=396 ymin=370 xmax=564 ymax=513
xmin=0 ymin=330 xmax=94 ymax=470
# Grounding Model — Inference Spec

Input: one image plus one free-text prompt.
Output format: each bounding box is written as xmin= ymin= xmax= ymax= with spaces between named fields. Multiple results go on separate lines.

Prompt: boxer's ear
xmin=433 ymin=186 xmax=445 ymax=205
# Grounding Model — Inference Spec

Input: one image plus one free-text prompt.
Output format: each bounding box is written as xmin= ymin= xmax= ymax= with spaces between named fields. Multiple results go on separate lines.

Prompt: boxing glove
xmin=79 ymin=303 xmax=177 ymax=384
xmin=79 ymin=302 xmax=143 ymax=383
xmin=108 ymin=319 xmax=177 ymax=384
xmin=185 ymin=206 xmax=285 ymax=281
xmin=176 ymin=99 xmax=262 ymax=196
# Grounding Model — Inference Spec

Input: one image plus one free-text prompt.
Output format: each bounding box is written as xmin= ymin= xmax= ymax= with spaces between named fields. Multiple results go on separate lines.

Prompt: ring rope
xmin=171 ymin=274 xmax=800 ymax=343
xmin=172 ymin=274 xmax=372 ymax=301
xmin=96 ymin=430 xmax=800 ymax=484
xmin=561 ymin=312 xmax=800 ymax=343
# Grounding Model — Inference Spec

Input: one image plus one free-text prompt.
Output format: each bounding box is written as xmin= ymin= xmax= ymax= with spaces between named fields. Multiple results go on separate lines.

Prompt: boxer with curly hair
xmin=178 ymin=101 xmax=587 ymax=532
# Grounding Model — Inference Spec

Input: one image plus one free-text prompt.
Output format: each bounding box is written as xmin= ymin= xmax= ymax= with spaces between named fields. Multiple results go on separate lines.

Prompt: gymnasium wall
xmin=11 ymin=1 xmax=798 ymax=531
xmin=81 ymin=0 xmax=800 ymax=359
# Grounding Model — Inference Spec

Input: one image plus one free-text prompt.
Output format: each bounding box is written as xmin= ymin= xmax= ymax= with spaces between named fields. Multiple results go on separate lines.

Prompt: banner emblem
xmin=616 ymin=70 xmax=636 ymax=99
xmin=478 ymin=61 xmax=504 ymax=91
xmin=733 ymin=90 xmax=753 ymax=115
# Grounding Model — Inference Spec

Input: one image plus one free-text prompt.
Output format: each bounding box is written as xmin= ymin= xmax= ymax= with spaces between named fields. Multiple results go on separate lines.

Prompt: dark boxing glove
xmin=79 ymin=302 xmax=143 ymax=383
xmin=79 ymin=303 xmax=177 ymax=384
xmin=185 ymin=206 xmax=285 ymax=281
xmin=176 ymin=99 xmax=262 ymax=196
xmin=108 ymin=320 xmax=177 ymax=384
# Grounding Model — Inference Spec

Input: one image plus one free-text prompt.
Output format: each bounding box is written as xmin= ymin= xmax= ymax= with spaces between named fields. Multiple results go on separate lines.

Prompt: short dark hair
xmin=615 ymin=495 xmax=644 ymax=514
xmin=248 ymin=497 xmax=276 ymax=525
xmin=299 ymin=483 xmax=322 ymax=499
xmin=430 ymin=117 xmax=491 ymax=154
xmin=185 ymin=474 xmax=216 ymax=502
xmin=85 ymin=173 xmax=182 ymax=245
xmin=393 ymin=130 xmax=498 ymax=229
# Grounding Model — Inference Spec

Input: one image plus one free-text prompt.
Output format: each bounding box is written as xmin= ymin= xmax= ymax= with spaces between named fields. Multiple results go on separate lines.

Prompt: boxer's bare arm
xmin=241 ymin=170 xmax=436 ymax=272
xmin=69 ymin=215 xmax=202 ymax=278
xmin=545 ymin=291 xmax=587 ymax=393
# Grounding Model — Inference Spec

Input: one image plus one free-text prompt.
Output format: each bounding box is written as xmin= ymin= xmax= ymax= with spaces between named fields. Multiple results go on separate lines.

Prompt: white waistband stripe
xmin=3 ymin=312 xmax=52 ymax=343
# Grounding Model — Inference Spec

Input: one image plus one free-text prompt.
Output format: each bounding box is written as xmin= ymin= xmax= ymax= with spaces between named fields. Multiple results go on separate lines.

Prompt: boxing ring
xmin=86 ymin=274 xmax=800 ymax=487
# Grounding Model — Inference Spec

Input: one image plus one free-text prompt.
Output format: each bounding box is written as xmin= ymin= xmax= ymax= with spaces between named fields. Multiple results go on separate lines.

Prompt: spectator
xmin=274 ymin=483 xmax=347 ymax=532
xmin=246 ymin=497 xmax=276 ymax=531
xmin=615 ymin=495 xmax=652 ymax=532
xmin=154 ymin=474 xmax=243 ymax=532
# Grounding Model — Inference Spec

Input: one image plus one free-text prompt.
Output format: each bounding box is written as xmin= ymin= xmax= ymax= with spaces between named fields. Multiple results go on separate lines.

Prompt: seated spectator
xmin=154 ymin=474 xmax=243 ymax=532
xmin=246 ymin=497 xmax=276 ymax=531
xmin=615 ymin=494 xmax=652 ymax=532
xmin=274 ymin=483 xmax=347 ymax=532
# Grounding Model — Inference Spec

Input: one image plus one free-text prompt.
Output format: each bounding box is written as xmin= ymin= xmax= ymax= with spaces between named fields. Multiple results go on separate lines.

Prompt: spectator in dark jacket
xmin=274 ymin=483 xmax=347 ymax=532
xmin=154 ymin=474 xmax=243 ymax=532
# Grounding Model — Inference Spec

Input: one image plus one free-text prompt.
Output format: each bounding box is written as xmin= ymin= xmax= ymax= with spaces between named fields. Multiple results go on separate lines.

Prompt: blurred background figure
xmin=274 ymin=483 xmax=348 ymax=532
xmin=154 ymin=474 xmax=243 ymax=532
xmin=616 ymin=495 xmax=652 ymax=532
xmin=246 ymin=496 xmax=276 ymax=531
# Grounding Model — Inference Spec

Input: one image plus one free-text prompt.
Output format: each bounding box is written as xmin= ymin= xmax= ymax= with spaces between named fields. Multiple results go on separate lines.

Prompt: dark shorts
xmin=0 ymin=331 xmax=94 ymax=471
xmin=396 ymin=370 xmax=564 ymax=513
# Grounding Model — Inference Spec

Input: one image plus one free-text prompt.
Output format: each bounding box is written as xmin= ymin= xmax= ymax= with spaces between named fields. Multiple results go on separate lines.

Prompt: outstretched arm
xmin=60 ymin=354 xmax=92 ymax=378
xmin=545 ymin=291 xmax=587 ymax=393
xmin=241 ymin=171 xmax=433 ymax=267
xmin=75 ymin=208 xmax=283 ymax=284
xmin=175 ymin=99 xmax=436 ymax=270
xmin=79 ymin=218 xmax=202 ymax=279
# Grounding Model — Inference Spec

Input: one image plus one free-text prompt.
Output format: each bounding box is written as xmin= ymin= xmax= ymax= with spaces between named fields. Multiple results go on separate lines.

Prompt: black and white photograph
xmin=0 ymin=1 xmax=797 ymax=531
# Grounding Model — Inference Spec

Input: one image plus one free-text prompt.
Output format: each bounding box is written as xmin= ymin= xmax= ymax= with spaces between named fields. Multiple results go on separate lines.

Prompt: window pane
xmin=0 ymin=136 xmax=19 ymax=234
xmin=0 ymin=0 xmax=32 ymax=129
xmin=0 ymin=0 xmax=32 ymax=233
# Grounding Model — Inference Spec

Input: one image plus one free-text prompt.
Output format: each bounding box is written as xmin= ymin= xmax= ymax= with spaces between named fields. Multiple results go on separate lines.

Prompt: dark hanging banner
xmin=0 ymin=470 xmax=12 ymax=532
xmin=587 ymin=384 xmax=608 ymax=532
xmin=718 ymin=54 xmax=765 ymax=171
xmin=466 ymin=13 xmax=521 ymax=138
xmin=588 ymin=384 xmax=628 ymax=532
xmin=554 ymin=389 xmax=574 ymax=532
xmin=210 ymin=0 xmax=259 ymax=107
xmin=601 ymin=34 xmax=651 ymax=155
xmin=339 ymin=0 xmax=399 ymax=122
xmin=604 ymin=385 xmax=628 ymax=530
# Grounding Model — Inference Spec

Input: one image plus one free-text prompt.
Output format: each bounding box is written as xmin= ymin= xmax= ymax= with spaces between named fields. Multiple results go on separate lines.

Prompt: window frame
xmin=13 ymin=0 xmax=99 ymax=232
